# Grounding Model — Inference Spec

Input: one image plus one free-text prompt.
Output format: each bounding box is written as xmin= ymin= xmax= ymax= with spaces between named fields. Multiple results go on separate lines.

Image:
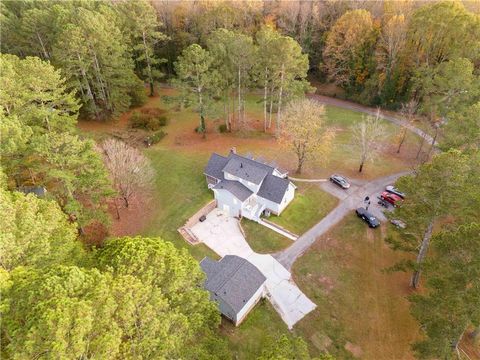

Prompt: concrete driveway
xmin=190 ymin=209 xmax=316 ymax=329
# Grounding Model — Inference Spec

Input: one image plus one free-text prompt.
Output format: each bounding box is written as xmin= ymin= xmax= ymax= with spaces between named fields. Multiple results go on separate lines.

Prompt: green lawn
xmin=292 ymin=216 xmax=419 ymax=359
xmin=241 ymin=218 xmax=292 ymax=253
xmin=220 ymin=299 xmax=294 ymax=360
xmin=269 ymin=184 xmax=339 ymax=235
xmin=141 ymin=148 xmax=218 ymax=261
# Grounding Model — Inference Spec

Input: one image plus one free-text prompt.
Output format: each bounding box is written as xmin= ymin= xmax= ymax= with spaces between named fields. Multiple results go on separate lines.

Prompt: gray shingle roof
xmin=204 ymin=153 xmax=229 ymax=180
xmin=200 ymin=255 xmax=266 ymax=314
xmin=204 ymin=152 xmax=292 ymax=205
xmin=257 ymin=174 xmax=290 ymax=204
xmin=213 ymin=180 xmax=253 ymax=201
xmin=222 ymin=154 xmax=271 ymax=185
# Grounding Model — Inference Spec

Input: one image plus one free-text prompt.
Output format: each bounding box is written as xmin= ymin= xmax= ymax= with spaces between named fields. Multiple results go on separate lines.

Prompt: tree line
xmin=1 ymin=0 xmax=164 ymax=119
xmin=171 ymin=26 xmax=311 ymax=136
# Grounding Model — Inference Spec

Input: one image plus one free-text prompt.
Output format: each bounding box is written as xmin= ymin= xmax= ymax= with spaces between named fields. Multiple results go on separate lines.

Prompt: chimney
xmin=230 ymin=147 xmax=236 ymax=154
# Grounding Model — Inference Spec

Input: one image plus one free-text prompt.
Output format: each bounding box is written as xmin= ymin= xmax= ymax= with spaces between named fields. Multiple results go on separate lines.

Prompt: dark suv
xmin=356 ymin=207 xmax=380 ymax=228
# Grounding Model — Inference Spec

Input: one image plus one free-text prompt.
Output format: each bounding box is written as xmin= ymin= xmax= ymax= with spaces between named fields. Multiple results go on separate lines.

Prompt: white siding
xmin=278 ymin=182 xmax=296 ymax=214
xmin=235 ymin=283 xmax=266 ymax=325
xmin=213 ymin=189 xmax=243 ymax=217
xmin=256 ymin=182 xmax=295 ymax=215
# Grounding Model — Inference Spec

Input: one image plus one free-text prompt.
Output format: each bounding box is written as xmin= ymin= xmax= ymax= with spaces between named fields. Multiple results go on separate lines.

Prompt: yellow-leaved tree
xmin=279 ymin=98 xmax=334 ymax=174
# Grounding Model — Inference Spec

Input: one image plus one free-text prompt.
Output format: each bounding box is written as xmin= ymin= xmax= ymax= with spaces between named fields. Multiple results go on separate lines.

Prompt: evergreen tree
xmin=52 ymin=7 xmax=144 ymax=119
xmin=410 ymin=223 xmax=480 ymax=359
xmin=114 ymin=0 xmax=167 ymax=96
xmin=0 ymin=186 xmax=83 ymax=272
xmin=172 ymin=44 xmax=220 ymax=135
xmin=386 ymin=150 xmax=472 ymax=288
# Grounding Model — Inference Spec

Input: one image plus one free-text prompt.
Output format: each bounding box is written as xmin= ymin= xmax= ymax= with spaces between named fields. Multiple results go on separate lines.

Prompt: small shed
xmin=200 ymin=255 xmax=266 ymax=325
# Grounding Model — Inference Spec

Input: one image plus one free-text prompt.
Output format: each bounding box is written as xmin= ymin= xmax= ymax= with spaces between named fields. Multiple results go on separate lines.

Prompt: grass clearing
xmin=220 ymin=299 xmax=293 ymax=360
xmin=269 ymin=184 xmax=339 ymax=235
xmin=292 ymin=215 xmax=420 ymax=359
xmin=241 ymin=219 xmax=292 ymax=253
xmin=141 ymin=148 xmax=218 ymax=261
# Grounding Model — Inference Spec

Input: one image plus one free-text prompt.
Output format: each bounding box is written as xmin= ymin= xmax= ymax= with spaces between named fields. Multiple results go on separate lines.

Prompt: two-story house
xmin=204 ymin=149 xmax=296 ymax=220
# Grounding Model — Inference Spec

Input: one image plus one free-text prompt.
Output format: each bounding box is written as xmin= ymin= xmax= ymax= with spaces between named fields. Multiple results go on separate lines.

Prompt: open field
xmin=292 ymin=216 xmax=420 ymax=359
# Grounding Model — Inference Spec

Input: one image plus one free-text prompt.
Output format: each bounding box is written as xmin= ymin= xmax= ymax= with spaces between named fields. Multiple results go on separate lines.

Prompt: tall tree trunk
xmin=238 ymin=66 xmax=242 ymax=128
xmin=427 ymin=126 xmax=439 ymax=158
xmin=263 ymin=68 xmax=268 ymax=132
xmin=198 ymin=89 xmax=206 ymax=137
xmin=36 ymin=30 xmax=49 ymax=60
xmin=397 ymin=128 xmax=407 ymax=153
xmin=92 ymin=51 xmax=110 ymax=112
xmin=411 ymin=220 xmax=434 ymax=289
xmin=77 ymin=54 xmax=99 ymax=119
xmin=232 ymin=88 xmax=236 ymax=131
xmin=224 ymin=89 xmax=229 ymax=131
xmin=268 ymin=84 xmax=274 ymax=129
xmin=416 ymin=135 xmax=426 ymax=160
xmin=276 ymin=63 xmax=285 ymax=137
xmin=142 ymin=31 xmax=155 ymax=96
xmin=358 ymin=161 xmax=364 ymax=173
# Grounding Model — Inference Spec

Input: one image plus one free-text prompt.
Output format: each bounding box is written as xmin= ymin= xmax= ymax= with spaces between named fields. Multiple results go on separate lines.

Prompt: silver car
xmin=330 ymin=174 xmax=350 ymax=189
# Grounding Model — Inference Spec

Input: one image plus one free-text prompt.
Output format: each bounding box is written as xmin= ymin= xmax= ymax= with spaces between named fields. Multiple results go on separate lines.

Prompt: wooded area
xmin=1 ymin=0 xmax=479 ymax=359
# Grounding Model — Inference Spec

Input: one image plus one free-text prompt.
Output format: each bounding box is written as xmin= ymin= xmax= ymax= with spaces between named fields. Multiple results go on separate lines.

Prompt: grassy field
xmin=141 ymin=148 xmax=218 ymax=261
xmin=292 ymin=216 xmax=419 ymax=359
xmin=241 ymin=218 xmax=292 ymax=253
xmin=269 ymin=183 xmax=339 ymax=235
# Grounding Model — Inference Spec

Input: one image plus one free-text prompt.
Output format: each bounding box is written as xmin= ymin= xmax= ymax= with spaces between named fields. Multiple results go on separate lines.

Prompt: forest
xmin=0 ymin=1 xmax=479 ymax=359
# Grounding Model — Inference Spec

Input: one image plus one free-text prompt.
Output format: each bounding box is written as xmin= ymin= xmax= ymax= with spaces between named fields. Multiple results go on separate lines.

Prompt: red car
xmin=381 ymin=191 xmax=403 ymax=206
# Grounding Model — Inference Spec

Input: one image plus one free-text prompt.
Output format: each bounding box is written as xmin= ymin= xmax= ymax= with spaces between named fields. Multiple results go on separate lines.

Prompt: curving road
xmin=307 ymin=94 xmax=435 ymax=145
xmin=274 ymin=171 xmax=411 ymax=270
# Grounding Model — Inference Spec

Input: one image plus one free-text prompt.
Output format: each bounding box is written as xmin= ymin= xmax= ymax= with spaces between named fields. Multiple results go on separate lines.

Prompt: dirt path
xmin=274 ymin=171 xmax=411 ymax=270
xmin=307 ymin=94 xmax=435 ymax=145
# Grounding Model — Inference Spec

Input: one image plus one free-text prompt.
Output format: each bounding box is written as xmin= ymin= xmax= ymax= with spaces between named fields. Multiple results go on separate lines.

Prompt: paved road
xmin=307 ymin=94 xmax=435 ymax=145
xmin=274 ymin=171 xmax=411 ymax=270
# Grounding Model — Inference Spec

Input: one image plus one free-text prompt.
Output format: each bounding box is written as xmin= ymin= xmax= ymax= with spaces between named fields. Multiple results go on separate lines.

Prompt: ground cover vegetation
xmin=1 ymin=0 xmax=479 ymax=359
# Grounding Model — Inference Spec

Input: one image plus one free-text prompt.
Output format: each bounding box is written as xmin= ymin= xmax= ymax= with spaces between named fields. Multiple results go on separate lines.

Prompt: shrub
xmin=130 ymin=109 xmax=168 ymax=131
xmin=158 ymin=116 xmax=168 ymax=126
xmin=218 ymin=124 xmax=228 ymax=133
xmin=145 ymin=130 xmax=167 ymax=146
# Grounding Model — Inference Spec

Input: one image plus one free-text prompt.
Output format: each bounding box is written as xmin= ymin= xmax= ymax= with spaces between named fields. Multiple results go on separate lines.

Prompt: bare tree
xmin=352 ymin=109 xmax=386 ymax=173
xmin=99 ymin=139 xmax=154 ymax=217
xmin=397 ymin=99 xmax=418 ymax=153
xmin=279 ymin=98 xmax=334 ymax=174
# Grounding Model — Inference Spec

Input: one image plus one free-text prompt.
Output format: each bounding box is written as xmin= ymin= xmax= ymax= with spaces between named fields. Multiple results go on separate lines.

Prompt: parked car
xmin=329 ymin=174 xmax=350 ymax=189
xmin=381 ymin=191 xmax=403 ymax=207
xmin=356 ymin=207 xmax=380 ymax=228
xmin=390 ymin=219 xmax=406 ymax=229
xmin=385 ymin=185 xmax=405 ymax=199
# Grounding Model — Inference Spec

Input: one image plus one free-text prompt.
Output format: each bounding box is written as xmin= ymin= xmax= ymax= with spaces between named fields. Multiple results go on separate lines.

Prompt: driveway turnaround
xmin=190 ymin=209 xmax=316 ymax=329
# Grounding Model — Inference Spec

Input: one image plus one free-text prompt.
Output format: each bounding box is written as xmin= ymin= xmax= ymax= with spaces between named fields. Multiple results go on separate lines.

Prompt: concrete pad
xmin=189 ymin=209 xmax=316 ymax=329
